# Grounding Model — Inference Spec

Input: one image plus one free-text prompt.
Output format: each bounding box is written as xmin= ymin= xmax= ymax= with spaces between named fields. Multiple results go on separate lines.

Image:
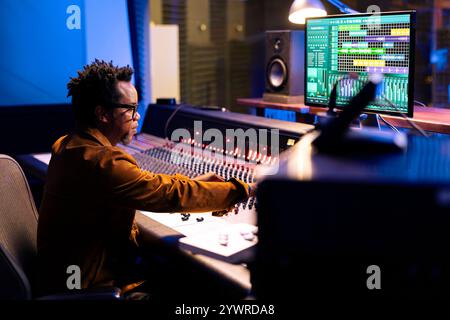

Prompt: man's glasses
xmin=108 ymin=103 xmax=138 ymax=120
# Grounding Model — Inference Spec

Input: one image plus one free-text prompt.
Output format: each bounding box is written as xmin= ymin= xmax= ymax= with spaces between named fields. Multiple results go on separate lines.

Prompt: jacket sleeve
xmin=96 ymin=147 xmax=249 ymax=213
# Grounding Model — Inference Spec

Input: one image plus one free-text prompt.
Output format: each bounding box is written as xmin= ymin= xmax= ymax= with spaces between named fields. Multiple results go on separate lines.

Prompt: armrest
xmin=36 ymin=286 xmax=122 ymax=300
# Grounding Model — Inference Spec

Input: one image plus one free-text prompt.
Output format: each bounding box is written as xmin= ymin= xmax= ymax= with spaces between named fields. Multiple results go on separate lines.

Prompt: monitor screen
xmin=305 ymin=11 xmax=415 ymax=117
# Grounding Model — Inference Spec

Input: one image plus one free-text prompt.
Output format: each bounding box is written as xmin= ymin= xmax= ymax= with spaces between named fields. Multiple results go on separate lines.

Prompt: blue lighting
xmin=430 ymin=48 xmax=448 ymax=72
xmin=0 ymin=0 xmax=132 ymax=107
xmin=448 ymin=85 xmax=450 ymax=103
xmin=327 ymin=0 xmax=359 ymax=14
xmin=264 ymin=108 xmax=297 ymax=122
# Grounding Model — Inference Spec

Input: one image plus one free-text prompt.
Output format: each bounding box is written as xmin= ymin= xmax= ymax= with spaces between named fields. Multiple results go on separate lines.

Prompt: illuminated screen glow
xmin=305 ymin=12 xmax=415 ymax=116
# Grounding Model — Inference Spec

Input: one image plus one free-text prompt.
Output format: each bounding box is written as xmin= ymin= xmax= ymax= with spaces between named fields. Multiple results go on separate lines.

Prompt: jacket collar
xmin=80 ymin=127 xmax=113 ymax=147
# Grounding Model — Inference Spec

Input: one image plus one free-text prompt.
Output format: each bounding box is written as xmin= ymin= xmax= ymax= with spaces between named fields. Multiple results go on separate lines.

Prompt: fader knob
xmin=218 ymin=232 xmax=229 ymax=246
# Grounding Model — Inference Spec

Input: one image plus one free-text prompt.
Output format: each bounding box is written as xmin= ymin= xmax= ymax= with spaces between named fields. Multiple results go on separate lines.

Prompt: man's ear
xmin=95 ymin=105 xmax=110 ymax=124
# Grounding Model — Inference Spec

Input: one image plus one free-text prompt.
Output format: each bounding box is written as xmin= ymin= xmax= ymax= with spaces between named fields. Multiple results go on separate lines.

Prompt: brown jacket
xmin=36 ymin=128 xmax=249 ymax=296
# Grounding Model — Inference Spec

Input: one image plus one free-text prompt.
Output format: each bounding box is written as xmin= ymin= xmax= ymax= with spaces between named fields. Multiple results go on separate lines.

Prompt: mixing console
xmin=118 ymin=133 xmax=265 ymax=262
xmin=118 ymin=103 xmax=314 ymax=263
xmin=122 ymin=132 xmax=261 ymax=229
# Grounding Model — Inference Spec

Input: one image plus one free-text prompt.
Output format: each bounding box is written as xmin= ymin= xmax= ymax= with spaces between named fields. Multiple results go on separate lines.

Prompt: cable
xmin=164 ymin=103 xmax=188 ymax=140
xmin=378 ymin=114 xmax=400 ymax=134
xmin=163 ymin=103 xmax=227 ymax=141
xmin=381 ymin=95 xmax=429 ymax=137
xmin=400 ymin=114 xmax=430 ymax=137
xmin=414 ymin=100 xmax=428 ymax=108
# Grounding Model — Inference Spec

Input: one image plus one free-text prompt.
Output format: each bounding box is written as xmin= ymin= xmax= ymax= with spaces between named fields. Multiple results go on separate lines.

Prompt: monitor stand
xmin=359 ymin=113 xmax=381 ymax=130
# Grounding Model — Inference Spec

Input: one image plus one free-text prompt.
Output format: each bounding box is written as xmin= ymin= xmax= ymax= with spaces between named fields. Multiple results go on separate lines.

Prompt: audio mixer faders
xmin=121 ymin=133 xmax=264 ymax=263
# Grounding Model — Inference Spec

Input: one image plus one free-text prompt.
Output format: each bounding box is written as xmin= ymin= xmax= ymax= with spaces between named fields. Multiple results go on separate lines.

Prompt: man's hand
xmin=193 ymin=172 xmax=225 ymax=182
xmin=248 ymin=183 xmax=256 ymax=197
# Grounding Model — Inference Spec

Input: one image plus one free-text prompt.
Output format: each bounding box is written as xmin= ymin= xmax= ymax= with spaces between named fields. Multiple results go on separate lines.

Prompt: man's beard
xmin=121 ymin=131 xmax=134 ymax=145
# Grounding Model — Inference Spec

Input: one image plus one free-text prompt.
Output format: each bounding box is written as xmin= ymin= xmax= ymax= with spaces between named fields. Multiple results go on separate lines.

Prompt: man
xmin=36 ymin=60 xmax=251 ymax=297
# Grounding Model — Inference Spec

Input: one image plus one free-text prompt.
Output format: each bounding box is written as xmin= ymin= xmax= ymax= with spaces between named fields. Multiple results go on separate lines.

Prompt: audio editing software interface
xmin=305 ymin=12 xmax=414 ymax=115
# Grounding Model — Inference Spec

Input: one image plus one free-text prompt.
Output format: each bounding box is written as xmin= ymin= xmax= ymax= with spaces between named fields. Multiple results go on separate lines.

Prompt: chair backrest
xmin=0 ymin=155 xmax=38 ymax=299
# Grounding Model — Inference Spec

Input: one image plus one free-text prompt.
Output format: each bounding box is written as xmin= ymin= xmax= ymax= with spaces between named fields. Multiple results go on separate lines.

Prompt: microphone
xmin=313 ymin=78 xmax=377 ymax=151
xmin=327 ymin=81 xmax=338 ymax=117
xmin=311 ymin=74 xmax=405 ymax=154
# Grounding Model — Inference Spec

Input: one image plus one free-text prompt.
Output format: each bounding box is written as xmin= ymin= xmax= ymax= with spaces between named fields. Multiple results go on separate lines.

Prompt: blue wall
xmin=84 ymin=0 xmax=133 ymax=74
xmin=0 ymin=0 xmax=133 ymax=106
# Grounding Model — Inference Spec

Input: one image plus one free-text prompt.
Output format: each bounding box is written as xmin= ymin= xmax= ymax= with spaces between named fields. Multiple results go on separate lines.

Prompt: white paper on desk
xmin=32 ymin=153 xmax=52 ymax=165
xmin=173 ymin=220 xmax=229 ymax=237
xmin=178 ymin=223 xmax=258 ymax=262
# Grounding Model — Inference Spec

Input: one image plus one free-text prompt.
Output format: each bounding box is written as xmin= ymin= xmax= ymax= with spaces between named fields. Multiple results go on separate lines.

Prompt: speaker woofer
xmin=267 ymin=58 xmax=288 ymax=90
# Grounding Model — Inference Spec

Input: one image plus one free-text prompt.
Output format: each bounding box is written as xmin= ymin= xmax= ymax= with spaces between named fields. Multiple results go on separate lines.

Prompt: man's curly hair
xmin=67 ymin=59 xmax=134 ymax=128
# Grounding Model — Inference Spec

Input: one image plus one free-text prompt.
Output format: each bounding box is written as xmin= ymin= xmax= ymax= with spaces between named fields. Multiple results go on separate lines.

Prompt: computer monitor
xmin=305 ymin=11 xmax=416 ymax=117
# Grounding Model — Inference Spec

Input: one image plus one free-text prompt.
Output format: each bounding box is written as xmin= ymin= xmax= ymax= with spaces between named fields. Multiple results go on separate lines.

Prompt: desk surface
xmin=237 ymin=98 xmax=450 ymax=134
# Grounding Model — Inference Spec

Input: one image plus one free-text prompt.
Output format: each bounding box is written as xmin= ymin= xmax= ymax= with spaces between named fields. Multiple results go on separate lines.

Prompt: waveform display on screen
xmin=306 ymin=13 xmax=414 ymax=115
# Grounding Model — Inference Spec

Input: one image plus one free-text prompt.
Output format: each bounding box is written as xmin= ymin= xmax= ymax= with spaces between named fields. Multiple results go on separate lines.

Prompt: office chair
xmin=0 ymin=154 xmax=121 ymax=300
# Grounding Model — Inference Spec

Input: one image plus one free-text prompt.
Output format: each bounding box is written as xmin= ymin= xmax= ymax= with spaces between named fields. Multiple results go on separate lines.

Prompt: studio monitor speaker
xmin=263 ymin=30 xmax=304 ymax=104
